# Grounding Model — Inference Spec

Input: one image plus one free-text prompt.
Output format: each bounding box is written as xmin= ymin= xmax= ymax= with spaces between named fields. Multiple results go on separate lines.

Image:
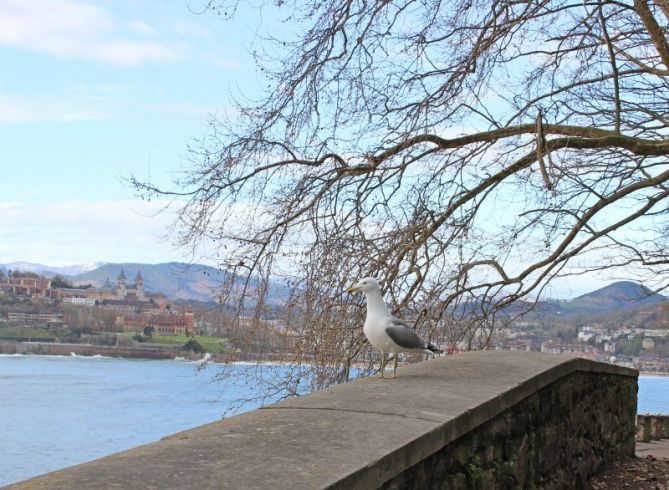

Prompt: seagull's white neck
xmin=363 ymin=289 xmax=389 ymax=317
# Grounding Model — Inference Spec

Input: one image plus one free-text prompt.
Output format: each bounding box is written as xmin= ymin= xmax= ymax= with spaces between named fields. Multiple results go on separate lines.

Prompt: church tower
xmin=135 ymin=270 xmax=144 ymax=301
xmin=117 ymin=269 xmax=127 ymax=299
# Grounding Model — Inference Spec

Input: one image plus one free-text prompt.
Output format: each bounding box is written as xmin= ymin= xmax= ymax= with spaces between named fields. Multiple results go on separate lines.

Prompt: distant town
xmin=0 ymin=267 xmax=282 ymax=360
xmin=486 ymin=322 xmax=669 ymax=374
xmin=0 ymin=269 xmax=194 ymax=335
xmin=1 ymin=267 xmax=668 ymax=373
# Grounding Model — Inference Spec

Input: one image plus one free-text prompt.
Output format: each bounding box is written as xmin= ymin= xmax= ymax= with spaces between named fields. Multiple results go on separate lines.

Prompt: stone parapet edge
xmin=328 ymin=357 xmax=638 ymax=489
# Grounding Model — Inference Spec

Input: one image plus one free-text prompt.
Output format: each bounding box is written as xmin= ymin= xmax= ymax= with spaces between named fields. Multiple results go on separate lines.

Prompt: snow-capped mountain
xmin=0 ymin=261 xmax=106 ymax=277
xmin=0 ymin=261 xmax=292 ymax=304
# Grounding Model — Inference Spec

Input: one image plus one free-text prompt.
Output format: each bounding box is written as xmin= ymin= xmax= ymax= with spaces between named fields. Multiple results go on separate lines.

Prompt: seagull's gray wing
xmin=385 ymin=318 xmax=426 ymax=350
xmin=389 ymin=317 xmax=413 ymax=330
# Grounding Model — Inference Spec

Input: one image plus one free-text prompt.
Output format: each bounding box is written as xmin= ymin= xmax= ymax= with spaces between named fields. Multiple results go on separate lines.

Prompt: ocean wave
xmin=0 ymin=353 xmax=116 ymax=361
xmin=0 ymin=353 xmax=79 ymax=359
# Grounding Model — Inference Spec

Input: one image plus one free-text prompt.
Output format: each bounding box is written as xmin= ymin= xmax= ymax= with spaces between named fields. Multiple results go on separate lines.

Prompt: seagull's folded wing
xmin=385 ymin=321 xmax=426 ymax=350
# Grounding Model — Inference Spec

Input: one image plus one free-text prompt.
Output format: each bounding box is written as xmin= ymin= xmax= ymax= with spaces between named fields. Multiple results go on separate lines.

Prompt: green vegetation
xmin=615 ymin=336 xmax=643 ymax=357
xmin=614 ymin=336 xmax=669 ymax=358
xmin=0 ymin=326 xmax=68 ymax=340
xmin=0 ymin=322 xmax=228 ymax=355
xmin=466 ymin=457 xmax=485 ymax=482
xmin=51 ymin=275 xmax=93 ymax=289
xmin=0 ymin=295 xmax=33 ymax=307
xmin=648 ymin=338 xmax=669 ymax=358
xmin=183 ymin=339 xmax=205 ymax=354
xmin=51 ymin=275 xmax=73 ymax=289
xmin=11 ymin=270 xmax=38 ymax=278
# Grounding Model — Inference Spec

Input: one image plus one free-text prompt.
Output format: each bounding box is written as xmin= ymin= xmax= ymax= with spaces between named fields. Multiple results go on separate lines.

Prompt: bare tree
xmin=132 ymin=0 xmax=669 ymax=390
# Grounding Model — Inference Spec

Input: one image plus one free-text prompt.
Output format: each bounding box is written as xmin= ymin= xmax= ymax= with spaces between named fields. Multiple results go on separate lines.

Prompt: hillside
xmin=559 ymin=281 xmax=667 ymax=315
xmin=462 ymin=281 xmax=669 ymax=329
xmin=70 ymin=262 xmax=292 ymax=305
xmin=4 ymin=261 xmax=666 ymax=319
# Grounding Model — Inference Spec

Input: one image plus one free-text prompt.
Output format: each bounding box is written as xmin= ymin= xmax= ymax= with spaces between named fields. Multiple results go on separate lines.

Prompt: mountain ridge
xmin=2 ymin=262 xmax=666 ymax=315
xmin=70 ymin=262 xmax=231 ymax=303
xmin=0 ymin=261 xmax=106 ymax=277
xmin=69 ymin=262 xmax=293 ymax=306
xmin=561 ymin=281 xmax=667 ymax=314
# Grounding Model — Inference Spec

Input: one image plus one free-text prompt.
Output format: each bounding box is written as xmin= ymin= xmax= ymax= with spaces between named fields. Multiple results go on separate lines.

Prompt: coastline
xmin=0 ymin=340 xmax=286 ymax=365
xmin=0 ymin=339 xmax=200 ymax=361
xmin=2 ymin=340 xmax=669 ymax=376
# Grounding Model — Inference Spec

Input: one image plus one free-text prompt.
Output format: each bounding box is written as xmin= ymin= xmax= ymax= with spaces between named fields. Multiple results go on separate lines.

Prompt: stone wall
xmin=0 ymin=340 xmax=195 ymax=360
xmin=9 ymin=352 xmax=637 ymax=490
xmin=382 ymin=371 xmax=636 ymax=489
xmin=638 ymin=415 xmax=669 ymax=442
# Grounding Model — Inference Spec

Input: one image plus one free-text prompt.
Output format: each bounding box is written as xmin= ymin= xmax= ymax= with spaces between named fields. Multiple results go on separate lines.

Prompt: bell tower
xmin=135 ymin=270 xmax=144 ymax=301
xmin=117 ymin=269 xmax=127 ymax=299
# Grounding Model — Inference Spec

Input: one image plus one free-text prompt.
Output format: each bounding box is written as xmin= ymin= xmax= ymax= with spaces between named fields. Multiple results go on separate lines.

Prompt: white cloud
xmin=91 ymin=39 xmax=180 ymax=66
xmin=143 ymin=101 xmax=231 ymax=120
xmin=173 ymin=20 xmax=214 ymax=40
xmin=0 ymin=93 xmax=111 ymax=125
xmin=205 ymin=53 xmax=240 ymax=70
xmin=0 ymin=0 xmax=182 ymax=65
xmin=0 ymin=200 xmax=188 ymax=265
xmin=127 ymin=20 xmax=157 ymax=37
xmin=0 ymin=80 xmax=231 ymax=126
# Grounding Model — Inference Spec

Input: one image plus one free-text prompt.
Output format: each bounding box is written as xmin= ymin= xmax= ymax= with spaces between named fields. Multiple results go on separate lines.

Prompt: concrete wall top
xmin=10 ymin=351 xmax=638 ymax=490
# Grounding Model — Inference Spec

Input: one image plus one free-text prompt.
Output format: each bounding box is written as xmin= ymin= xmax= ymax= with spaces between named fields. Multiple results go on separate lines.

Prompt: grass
xmin=0 ymin=326 xmax=67 ymax=339
xmin=0 ymin=326 xmax=229 ymax=355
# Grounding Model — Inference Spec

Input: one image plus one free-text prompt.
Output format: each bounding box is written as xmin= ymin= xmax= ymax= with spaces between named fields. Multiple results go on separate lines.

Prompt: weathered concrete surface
xmin=7 ymin=351 xmax=637 ymax=490
xmin=637 ymin=440 xmax=669 ymax=459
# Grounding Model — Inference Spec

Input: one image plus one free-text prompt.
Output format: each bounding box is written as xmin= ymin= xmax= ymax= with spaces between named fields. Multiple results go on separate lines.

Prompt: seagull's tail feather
xmin=425 ymin=343 xmax=443 ymax=355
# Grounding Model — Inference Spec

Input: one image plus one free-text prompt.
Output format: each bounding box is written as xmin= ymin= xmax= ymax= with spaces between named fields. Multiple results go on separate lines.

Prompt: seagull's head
xmin=346 ymin=277 xmax=381 ymax=295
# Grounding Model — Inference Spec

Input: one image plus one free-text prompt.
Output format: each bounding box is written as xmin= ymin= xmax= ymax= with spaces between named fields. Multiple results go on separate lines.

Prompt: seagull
xmin=347 ymin=277 xmax=442 ymax=378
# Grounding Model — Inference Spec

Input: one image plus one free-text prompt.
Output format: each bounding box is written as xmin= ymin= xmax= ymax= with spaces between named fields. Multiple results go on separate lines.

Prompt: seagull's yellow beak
xmin=346 ymin=285 xmax=360 ymax=294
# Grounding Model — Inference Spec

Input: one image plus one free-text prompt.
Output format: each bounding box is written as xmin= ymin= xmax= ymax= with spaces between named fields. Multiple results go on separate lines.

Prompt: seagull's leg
xmin=393 ymin=355 xmax=398 ymax=378
xmin=378 ymin=352 xmax=386 ymax=378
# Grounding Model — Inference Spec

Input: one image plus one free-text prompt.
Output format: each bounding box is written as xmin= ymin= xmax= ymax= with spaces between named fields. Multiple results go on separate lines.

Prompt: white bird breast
xmin=364 ymin=321 xmax=401 ymax=353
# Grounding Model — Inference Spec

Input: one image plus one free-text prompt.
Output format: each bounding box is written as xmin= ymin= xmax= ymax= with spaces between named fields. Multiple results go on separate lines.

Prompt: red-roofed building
xmin=149 ymin=310 xmax=195 ymax=336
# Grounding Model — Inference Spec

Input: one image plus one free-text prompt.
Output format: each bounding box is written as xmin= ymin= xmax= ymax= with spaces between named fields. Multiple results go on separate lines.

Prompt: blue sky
xmin=0 ymin=0 xmax=616 ymax=297
xmin=0 ymin=0 xmax=266 ymax=266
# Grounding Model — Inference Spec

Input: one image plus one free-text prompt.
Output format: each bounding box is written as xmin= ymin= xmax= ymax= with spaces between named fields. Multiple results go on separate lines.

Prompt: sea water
xmin=0 ymin=355 xmax=666 ymax=486
xmin=638 ymin=375 xmax=669 ymax=414
xmin=0 ymin=354 xmax=299 ymax=486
